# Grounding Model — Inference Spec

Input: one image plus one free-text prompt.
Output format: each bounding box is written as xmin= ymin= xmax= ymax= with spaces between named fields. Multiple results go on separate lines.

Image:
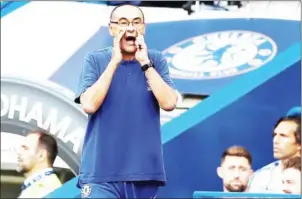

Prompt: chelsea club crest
xmin=163 ymin=30 xmax=278 ymax=79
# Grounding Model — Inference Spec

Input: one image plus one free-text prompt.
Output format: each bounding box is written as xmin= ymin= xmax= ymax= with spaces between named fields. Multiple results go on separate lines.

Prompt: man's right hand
xmin=112 ymin=29 xmax=126 ymax=64
xmin=79 ymin=30 xmax=126 ymax=114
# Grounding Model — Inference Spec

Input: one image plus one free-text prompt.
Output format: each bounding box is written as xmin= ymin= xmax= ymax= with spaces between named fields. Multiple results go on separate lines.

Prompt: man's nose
xmin=126 ymin=24 xmax=136 ymax=32
xmin=233 ymin=170 xmax=240 ymax=178
xmin=273 ymin=136 xmax=280 ymax=145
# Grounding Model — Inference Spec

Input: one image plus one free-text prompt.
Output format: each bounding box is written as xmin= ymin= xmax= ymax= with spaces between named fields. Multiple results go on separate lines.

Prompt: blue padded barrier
xmin=193 ymin=191 xmax=301 ymax=198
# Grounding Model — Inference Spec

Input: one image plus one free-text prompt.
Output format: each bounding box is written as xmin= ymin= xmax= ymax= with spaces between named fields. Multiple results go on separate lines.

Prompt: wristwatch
xmin=141 ymin=62 xmax=154 ymax=72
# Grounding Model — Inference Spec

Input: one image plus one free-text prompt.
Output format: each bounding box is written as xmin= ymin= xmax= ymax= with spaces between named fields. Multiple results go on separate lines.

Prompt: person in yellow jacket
xmin=17 ymin=130 xmax=62 ymax=198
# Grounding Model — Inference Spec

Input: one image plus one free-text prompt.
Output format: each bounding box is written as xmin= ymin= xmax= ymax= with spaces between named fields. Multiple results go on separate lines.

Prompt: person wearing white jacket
xmin=247 ymin=115 xmax=300 ymax=193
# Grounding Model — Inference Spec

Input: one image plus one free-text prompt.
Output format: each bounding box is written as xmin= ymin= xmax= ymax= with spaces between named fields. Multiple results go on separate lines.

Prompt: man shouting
xmin=75 ymin=4 xmax=178 ymax=199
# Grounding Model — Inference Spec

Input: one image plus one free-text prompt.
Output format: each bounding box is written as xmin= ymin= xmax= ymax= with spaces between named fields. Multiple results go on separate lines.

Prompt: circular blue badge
xmin=163 ymin=30 xmax=278 ymax=80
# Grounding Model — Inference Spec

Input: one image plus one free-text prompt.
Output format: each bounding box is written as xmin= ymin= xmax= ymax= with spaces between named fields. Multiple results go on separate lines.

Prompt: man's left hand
xmin=135 ymin=33 xmax=150 ymax=66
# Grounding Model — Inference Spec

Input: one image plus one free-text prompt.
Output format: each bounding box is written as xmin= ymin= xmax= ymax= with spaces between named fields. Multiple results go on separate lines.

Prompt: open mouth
xmin=125 ymin=36 xmax=136 ymax=41
xmin=125 ymin=36 xmax=136 ymax=46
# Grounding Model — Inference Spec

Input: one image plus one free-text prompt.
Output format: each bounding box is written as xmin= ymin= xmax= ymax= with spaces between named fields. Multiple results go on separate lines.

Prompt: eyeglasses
xmin=110 ymin=20 xmax=144 ymax=28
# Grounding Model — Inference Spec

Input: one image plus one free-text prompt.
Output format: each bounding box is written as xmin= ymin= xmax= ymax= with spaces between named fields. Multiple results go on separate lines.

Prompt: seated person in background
xmin=17 ymin=130 xmax=62 ymax=198
xmin=217 ymin=145 xmax=253 ymax=192
xmin=282 ymin=156 xmax=301 ymax=195
xmin=248 ymin=115 xmax=301 ymax=193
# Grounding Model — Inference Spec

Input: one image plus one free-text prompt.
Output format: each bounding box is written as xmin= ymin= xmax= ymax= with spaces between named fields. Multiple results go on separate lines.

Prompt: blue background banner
xmin=50 ymin=18 xmax=300 ymax=96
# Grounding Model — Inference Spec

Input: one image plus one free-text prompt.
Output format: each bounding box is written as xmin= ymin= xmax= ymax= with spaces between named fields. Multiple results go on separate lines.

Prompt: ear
xmin=217 ymin=167 xmax=223 ymax=179
xmin=38 ymin=149 xmax=47 ymax=163
xmin=108 ymin=24 xmax=117 ymax=37
xmin=249 ymin=169 xmax=254 ymax=177
xmin=137 ymin=25 xmax=146 ymax=35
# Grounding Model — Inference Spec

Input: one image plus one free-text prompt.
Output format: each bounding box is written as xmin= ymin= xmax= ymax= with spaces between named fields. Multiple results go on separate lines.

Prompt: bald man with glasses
xmin=74 ymin=4 xmax=178 ymax=199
